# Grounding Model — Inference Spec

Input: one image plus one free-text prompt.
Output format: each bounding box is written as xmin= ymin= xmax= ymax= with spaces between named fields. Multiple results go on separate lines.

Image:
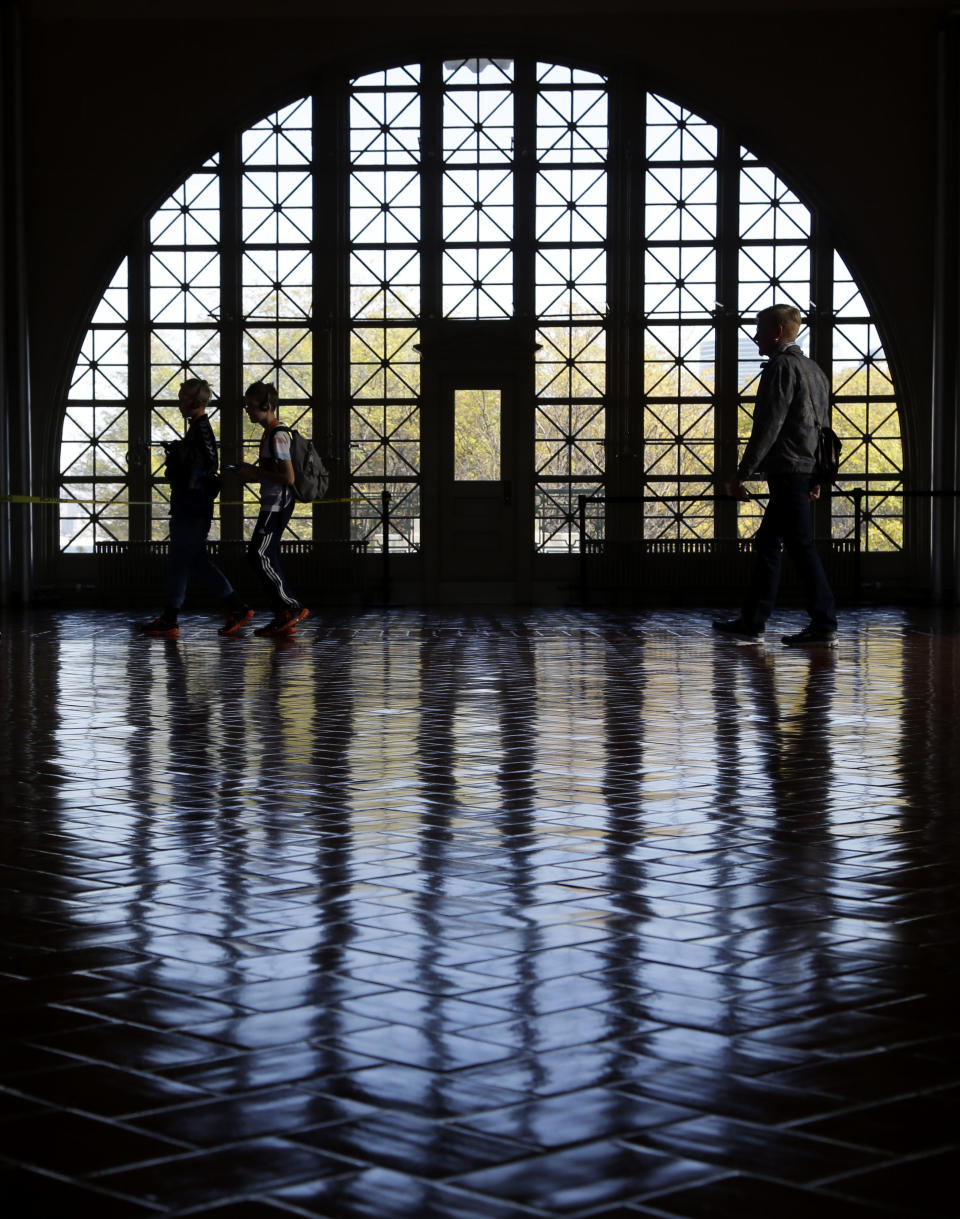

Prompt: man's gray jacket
xmin=736 ymin=343 xmax=830 ymax=481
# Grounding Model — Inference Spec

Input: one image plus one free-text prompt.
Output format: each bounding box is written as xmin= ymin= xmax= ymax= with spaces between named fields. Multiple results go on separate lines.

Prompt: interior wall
xmin=17 ymin=2 xmax=951 ymax=586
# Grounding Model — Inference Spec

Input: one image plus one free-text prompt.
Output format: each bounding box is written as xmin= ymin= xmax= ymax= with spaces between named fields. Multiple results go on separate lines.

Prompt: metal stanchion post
xmin=381 ymin=488 xmax=391 ymax=605
xmin=578 ymin=495 xmax=587 ymax=605
xmin=853 ymin=487 xmax=864 ymax=600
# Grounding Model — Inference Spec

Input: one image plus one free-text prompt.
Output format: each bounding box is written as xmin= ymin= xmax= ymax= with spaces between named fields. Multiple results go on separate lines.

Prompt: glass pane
xmin=454 ymin=389 xmax=501 ymax=480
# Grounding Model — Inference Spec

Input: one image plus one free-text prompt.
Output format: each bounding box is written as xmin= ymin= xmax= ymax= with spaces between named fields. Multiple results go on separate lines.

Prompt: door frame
xmin=418 ymin=320 xmax=536 ymax=602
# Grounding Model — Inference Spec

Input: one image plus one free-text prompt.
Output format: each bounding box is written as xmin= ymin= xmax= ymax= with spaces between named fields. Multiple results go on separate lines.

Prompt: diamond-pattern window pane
xmin=646 ymin=94 xmax=718 ymax=161
xmin=242 ymin=250 xmax=312 ymax=322
xmin=829 ymin=253 xmax=901 ymax=551
xmin=242 ymin=98 xmax=312 ymax=166
xmin=737 ymin=245 xmax=810 ymax=315
xmin=442 ymin=248 xmax=513 ymax=319
xmin=536 ymin=87 xmax=607 ymax=164
xmin=740 ymin=166 xmax=811 ymax=240
xmin=149 ymin=251 xmax=220 ymax=325
xmin=59 ymin=483 xmax=129 ymax=552
xmin=643 ymin=326 xmax=715 ymax=398
xmin=834 ymin=251 xmax=869 ymax=319
xmin=644 ymin=481 xmax=715 ymax=540
xmin=535 ymin=249 xmax=606 ymax=320
xmin=443 ymin=169 xmax=513 ymax=242
xmin=243 ymin=328 xmax=313 ymax=399
xmin=644 ymin=247 xmax=716 ymax=318
xmin=350 ymin=327 xmax=421 ymax=399
xmin=350 ymin=403 xmax=421 ymax=479
xmin=149 ymin=329 xmax=221 ymax=400
xmin=832 ymin=400 xmax=903 ymax=478
xmin=832 ymin=481 xmax=903 ymax=552
xmin=350 ymin=249 xmax=420 ymax=320
xmin=536 ymin=480 xmax=603 ymax=554
xmin=535 ymin=402 xmax=605 ymax=477
xmin=351 ymin=481 xmax=421 ymax=554
xmin=68 ymin=330 xmax=129 ymax=401
xmin=60 ymin=406 xmax=129 ymax=479
xmin=832 ymin=323 xmax=893 ymax=396
xmin=645 ymin=166 xmax=717 ymax=242
xmin=351 ymin=89 xmax=421 ymax=167
xmin=643 ymin=403 xmax=715 ymax=477
xmin=536 ymin=326 xmax=606 ymax=399
xmin=443 ymin=86 xmax=513 ymax=164
xmin=90 ymin=259 xmax=129 ymax=325
xmin=149 ymin=172 xmax=220 ymax=246
xmin=350 ymin=171 xmax=421 ymax=243
xmin=536 ymin=167 xmax=607 ymax=242
xmin=242 ymin=171 xmax=313 ymax=243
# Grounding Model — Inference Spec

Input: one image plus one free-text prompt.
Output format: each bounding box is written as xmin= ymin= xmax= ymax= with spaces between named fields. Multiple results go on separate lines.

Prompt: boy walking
xmin=239 ymin=381 xmax=309 ymax=637
xmin=139 ymin=379 xmax=252 ymax=638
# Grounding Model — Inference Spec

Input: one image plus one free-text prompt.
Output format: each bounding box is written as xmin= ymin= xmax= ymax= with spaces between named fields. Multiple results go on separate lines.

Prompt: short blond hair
xmin=757 ymin=304 xmax=802 ymax=341
xmin=180 ymin=377 xmax=212 ymax=408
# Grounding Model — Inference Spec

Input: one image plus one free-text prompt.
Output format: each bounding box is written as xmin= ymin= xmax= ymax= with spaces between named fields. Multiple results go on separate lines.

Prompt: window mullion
xmin=811 ymin=208 xmax=835 ymax=541
xmin=129 ymin=220 xmax=149 ymax=543
xmin=421 ymin=62 xmax=442 ymax=321
xmin=220 ymin=129 xmax=243 ymax=542
xmin=316 ymin=81 xmax=345 ymax=536
xmin=715 ymin=124 xmax=740 ymax=541
xmin=514 ymin=57 xmax=535 ymax=322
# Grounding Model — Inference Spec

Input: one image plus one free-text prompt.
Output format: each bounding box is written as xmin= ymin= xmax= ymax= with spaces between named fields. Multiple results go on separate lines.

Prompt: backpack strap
xmin=265 ymin=422 xmax=291 ymax=463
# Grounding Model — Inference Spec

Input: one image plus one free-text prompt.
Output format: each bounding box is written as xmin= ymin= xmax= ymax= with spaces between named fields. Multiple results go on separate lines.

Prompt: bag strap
xmin=265 ymin=422 xmax=291 ymax=461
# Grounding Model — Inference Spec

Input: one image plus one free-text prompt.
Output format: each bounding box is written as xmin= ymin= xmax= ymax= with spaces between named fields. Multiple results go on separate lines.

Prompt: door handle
xmin=503 ymin=479 xmax=512 ymax=506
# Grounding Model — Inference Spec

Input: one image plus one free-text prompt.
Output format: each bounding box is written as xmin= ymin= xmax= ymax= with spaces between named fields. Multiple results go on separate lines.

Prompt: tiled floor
xmin=0 ymin=607 xmax=957 ymax=1217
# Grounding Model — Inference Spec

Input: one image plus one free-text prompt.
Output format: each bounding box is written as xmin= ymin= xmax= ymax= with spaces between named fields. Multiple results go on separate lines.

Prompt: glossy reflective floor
xmin=0 ymin=608 xmax=957 ymax=1217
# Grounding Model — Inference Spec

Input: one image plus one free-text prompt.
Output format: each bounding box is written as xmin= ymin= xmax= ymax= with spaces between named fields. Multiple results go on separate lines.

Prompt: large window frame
xmin=58 ymin=56 xmax=905 ymax=560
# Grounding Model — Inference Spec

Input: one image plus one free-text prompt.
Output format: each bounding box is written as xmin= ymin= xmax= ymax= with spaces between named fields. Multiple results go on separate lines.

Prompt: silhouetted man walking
xmin=714 ymin=304 xmax=837 ymax=646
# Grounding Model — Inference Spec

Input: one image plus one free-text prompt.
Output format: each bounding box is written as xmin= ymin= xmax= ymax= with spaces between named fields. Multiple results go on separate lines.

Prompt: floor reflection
xmin=0 ymin=607 xmax=956 ymax=1217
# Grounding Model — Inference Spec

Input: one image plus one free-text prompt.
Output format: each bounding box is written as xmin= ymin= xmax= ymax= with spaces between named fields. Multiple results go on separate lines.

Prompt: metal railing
xmin=577 ymin=488 xmax=960 ymax=602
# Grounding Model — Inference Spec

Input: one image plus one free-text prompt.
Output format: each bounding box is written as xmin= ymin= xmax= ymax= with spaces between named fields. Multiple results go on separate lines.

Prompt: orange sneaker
xmin=138 ymin=616 xmax=179 ymax=638
xmin=254 ymin=607 xmax=309 ymax=637
xmin=218 ymin=607 xmax=255 ymax=636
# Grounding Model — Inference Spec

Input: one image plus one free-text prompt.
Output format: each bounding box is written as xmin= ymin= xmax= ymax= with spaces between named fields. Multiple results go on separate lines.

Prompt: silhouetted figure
xmin=714 ymin=304 xmax=838 ymax=647
xmin=238 ymin=381 xmax=309 ymax=637
xmin=139 ymin=378 xmax=251 ymax=638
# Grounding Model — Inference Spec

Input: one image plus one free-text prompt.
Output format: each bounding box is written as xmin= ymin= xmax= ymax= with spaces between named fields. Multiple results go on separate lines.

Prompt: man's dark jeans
xmin=164 ymin=514 xmax=232 ymax=611
xmin=741 ymin=473 xmax=837 ymax=631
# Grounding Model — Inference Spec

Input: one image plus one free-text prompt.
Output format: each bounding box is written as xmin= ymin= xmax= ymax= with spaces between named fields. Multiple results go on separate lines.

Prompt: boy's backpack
xmin=269 ymin=424 xmax=330 ymax=502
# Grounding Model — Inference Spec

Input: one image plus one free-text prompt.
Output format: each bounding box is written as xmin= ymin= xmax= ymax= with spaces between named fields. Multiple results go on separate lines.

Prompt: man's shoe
xmin=712 ymin=618 xmax=763 ymax=640
xmin=218 ymin=607 xmax=254 ymax=636
xmin=254 ymin=607 xmax=309 ymax=637
xmin=782 ymin=625 xmax=838 ymax=647
xmin=138 ymin=616 xmax=179 ymax=638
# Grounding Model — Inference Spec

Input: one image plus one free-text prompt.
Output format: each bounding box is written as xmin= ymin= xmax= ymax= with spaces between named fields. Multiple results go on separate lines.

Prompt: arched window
xmin=58 ymin=58 xmax=903 ymax=565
